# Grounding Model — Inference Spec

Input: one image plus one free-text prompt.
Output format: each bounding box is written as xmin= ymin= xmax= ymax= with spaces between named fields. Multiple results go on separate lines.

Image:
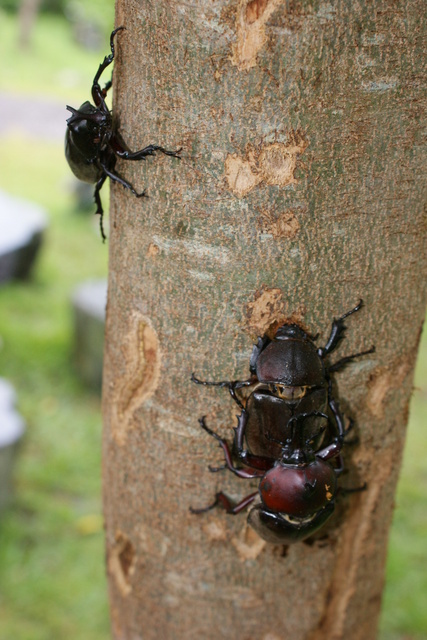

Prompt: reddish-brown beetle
xmin=191 ymin=301 xmax=374 ymax=543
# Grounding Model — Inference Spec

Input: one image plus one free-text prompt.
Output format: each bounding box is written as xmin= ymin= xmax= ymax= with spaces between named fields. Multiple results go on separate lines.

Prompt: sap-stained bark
xmin=103 ymin=1 xmax=426 ymax=639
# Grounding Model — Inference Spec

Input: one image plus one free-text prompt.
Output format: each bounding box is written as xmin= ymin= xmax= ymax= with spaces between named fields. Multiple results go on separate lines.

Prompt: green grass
xmin=0 ymin=11 xmax=426 ymax=640
xmin=379 ymin=337 xmax=427 ymax=640
xmin=0 ymin=8 xmax=114 ymax=102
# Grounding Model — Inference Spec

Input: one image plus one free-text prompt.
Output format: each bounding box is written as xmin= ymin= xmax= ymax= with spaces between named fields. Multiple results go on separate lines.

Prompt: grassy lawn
xmin=0 ymin=7 xmax=114 ymax=102
xmin=0 ymin=10 xmax=426 ymax=640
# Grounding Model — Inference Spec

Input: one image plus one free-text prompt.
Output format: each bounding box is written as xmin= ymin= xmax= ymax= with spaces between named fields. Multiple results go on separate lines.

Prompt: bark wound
xmin=245 ymin=287 xmax=305 ymax=336
xmin=108 ymin=531 xmax=136 ymax=597
xmin=231 ymin=522 xmax=266 ymax=560
xmin=232 ymin=0 xmax=286 ymax=70
xmin=203 ymin=520 xmax=228 ymax=541
xmin=258 ymin=209 xmax=300 ymax=239
xmin=146 ymin=242 xmax=160 ymax=257
xmin=111 ymin=313 xmax=161 ymax=445
xmin=224 ymin=136 xmax=308 ymax=198
xmin=367 ymin=358 xmax=412 ymax=419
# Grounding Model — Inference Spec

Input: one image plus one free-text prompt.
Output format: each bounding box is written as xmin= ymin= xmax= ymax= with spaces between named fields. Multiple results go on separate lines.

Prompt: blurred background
xmin=0 ymin=2 xmax=425 ymax=639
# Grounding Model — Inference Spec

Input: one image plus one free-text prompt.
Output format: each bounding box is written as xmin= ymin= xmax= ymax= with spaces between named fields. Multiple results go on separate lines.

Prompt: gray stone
xmin=0 ymin=191 xmax=48 ymax=284
xmin=0 ymin=378 xmax=25 ymax=512
xmin=72 ymin=279 xmax=107 ymax=390
xmin=0 ymin=378 xmax=16 ymax=410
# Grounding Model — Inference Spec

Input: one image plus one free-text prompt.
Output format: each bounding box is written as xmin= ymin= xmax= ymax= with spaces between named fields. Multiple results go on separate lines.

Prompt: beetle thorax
xmin=255 ymin=327 xmax=325 ymax=387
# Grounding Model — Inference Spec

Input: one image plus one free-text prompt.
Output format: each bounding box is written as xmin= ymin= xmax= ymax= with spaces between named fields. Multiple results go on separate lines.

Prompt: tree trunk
xmin=102 ymin=1 xmax=426 ymax=638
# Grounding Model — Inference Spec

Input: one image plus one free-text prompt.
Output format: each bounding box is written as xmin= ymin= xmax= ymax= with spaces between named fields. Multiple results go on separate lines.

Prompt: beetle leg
xmin=339 ymin=482 xmax=367 ymax=494
xmin=233 ymin=412 xmax=276 ymax=472
xmin=232 ymin=411 xmax=274 ymax=471
xmin=334 ymin=454 xmax=345 ymax=475
xmin=327 ymin=345 xmax=375 ymax=373
xmin=249 ymin=335 xmax=271 ymax=373
xmin=112 ymin=141 xmax=182 ymax=161
xmin=344 ymin=417 xmax=354 ymax=436
xmin=233 ymin=409 xmax=249 ymax=455
xmin=191 ymin=373 xmax=239 ymax=388
xmin=317 ymin=299 xmax=363 ymax=358
xmin=190 ymin=491 xmax=258 ymax=515
xmin=100 ymin=162 xmax=147 ymax=198
xmin=94 ymin=174 xmax=107 ymax=242
xmin=342 ymin=419 xmax=360 ymax=446
xmin=328 ymin=396 xmax=346 ymax=439
xmin=317 ymin=397 xmax=345 ymax=461
xmin=198 ymin=417 xmax=262 ymax=479
xmin=92 ymin=26 xmax=125 ymax=107
xmin=191 ymin=373 xmax=252 ymax=410
xmin=102 ymin=78 xmax=112 ymax=98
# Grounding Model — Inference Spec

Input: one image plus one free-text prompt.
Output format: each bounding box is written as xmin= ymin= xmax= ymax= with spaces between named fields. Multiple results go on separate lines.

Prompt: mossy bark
xmin=102 ymin=1 xmax=426 ymax=638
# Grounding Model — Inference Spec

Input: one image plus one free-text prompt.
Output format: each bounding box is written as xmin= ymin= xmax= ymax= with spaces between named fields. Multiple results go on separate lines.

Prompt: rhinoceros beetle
xmin=190 ymin=300 xmax=375 ymax=543
xmin=65 ymin=26 xmax=181 ymax=241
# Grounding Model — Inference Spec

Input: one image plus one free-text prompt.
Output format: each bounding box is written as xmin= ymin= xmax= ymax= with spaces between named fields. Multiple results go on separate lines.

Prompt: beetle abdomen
xmin=65 ymin=131 xmax=103 ymax=183
xmin=245 ymin=390 xmax=329 ymax=459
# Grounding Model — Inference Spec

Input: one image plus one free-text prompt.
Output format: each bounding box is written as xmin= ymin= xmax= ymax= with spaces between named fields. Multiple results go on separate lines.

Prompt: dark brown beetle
xmin=65 ymin=26 xmax=180 ymax=241
xmin=191 ymin=301 xmax=375 ymax=543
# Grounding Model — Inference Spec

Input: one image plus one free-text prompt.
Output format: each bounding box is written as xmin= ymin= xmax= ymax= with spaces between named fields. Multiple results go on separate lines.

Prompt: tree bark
xmin=102 ymin=1 xmax=426 ymax=639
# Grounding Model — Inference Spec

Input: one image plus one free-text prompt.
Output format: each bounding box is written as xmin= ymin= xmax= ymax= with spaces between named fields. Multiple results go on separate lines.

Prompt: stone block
xmin=72 ymin=279 xmax=107 ymax=390
xmin=0 ymin=191 xmax=47 ymax=284
xmin=0 ymin=378 xmax=25 ymax=512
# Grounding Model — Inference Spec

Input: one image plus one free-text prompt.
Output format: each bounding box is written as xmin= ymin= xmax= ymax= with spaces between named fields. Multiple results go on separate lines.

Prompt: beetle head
xmin=274 ymin=325 xmax=309 ymax=341
xmin=66 ymin=102 xmax=112 ymax=161
xmin=276 ymin=412 xmax=328 ymax=464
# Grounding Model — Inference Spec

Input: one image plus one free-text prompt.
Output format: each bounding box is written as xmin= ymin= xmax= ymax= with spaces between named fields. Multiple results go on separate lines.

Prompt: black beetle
xmin=191 ymin=301 xmax=375 ymax=543
xmin=65 ymin=26 xmax=181 ymax=241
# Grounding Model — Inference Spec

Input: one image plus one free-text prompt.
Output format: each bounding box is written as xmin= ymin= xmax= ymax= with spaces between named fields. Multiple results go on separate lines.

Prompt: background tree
xmin=18 ymin=0 xmax=41 ymax=47
xmin=102 ymin=1 xmax=426 ymax=638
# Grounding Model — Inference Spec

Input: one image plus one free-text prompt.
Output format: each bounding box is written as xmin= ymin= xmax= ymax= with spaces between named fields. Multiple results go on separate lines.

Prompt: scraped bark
xmin=102 ymin=1 xmax=427 ymax=639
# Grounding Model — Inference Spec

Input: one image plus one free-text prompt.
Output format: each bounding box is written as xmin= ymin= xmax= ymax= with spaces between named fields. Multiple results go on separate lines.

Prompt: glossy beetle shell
xmin=191 ymin=301 xmax=374 ymax=544
xmin=259 ymin=459 xmax=337 ymax=517
xmin=255 ymin=335 xmax=325 ymax=387
xmin=244 ymin=390 xmax=329 ymax=460
xmin=248 ymin=501 xmax=335 ymax=544
xmin=65 ymin=101 xmax=111 ymax=183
